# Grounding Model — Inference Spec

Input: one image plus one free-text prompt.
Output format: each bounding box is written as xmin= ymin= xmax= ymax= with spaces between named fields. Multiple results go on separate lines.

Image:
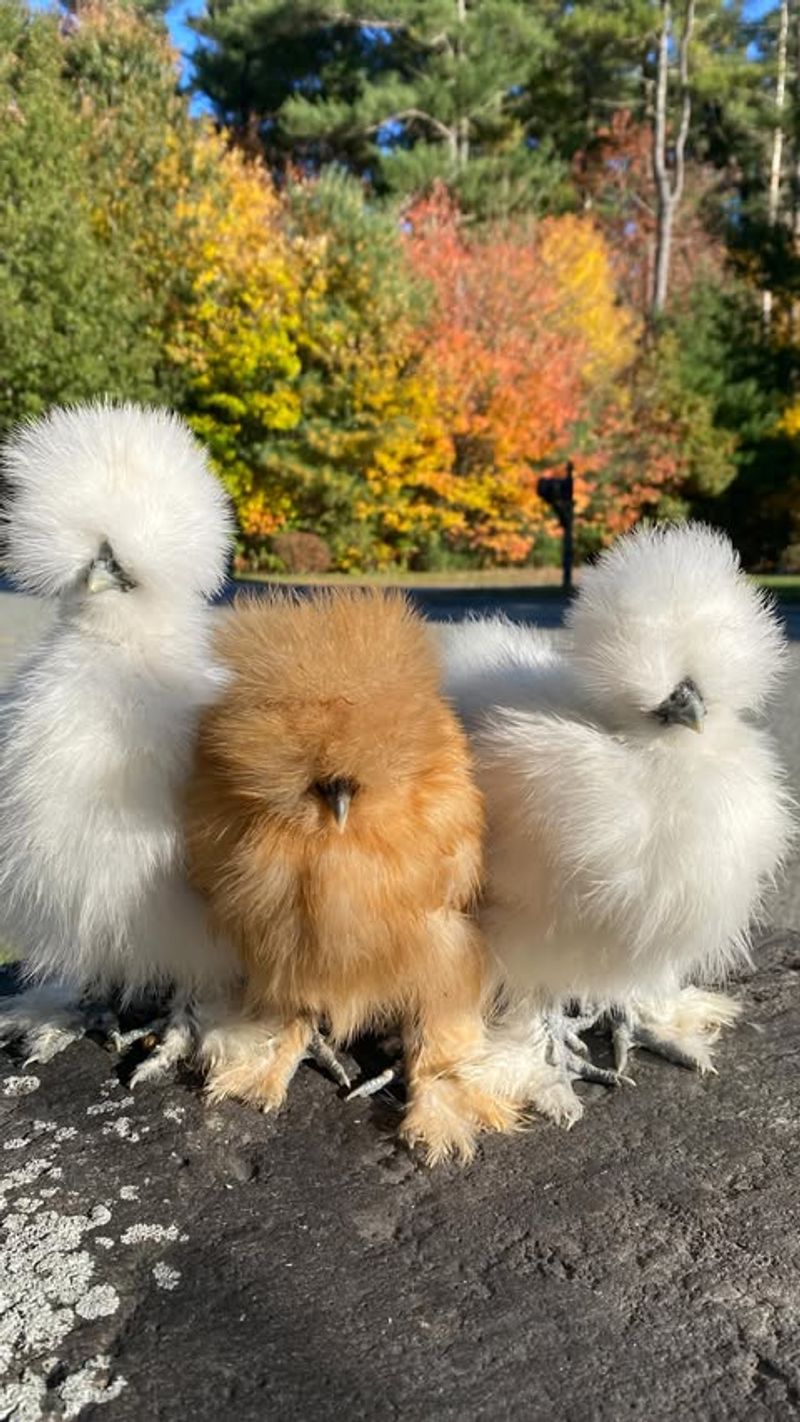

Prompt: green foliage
xmin=0 ymin=2 xmax=160 ymax=430
xmin=668 ymin=281 xmax=800 ymax=565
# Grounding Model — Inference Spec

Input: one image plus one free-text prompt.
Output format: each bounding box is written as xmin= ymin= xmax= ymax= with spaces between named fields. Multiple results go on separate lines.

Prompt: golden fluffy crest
xmin=203 ymin=589 xmax=462 ymax=836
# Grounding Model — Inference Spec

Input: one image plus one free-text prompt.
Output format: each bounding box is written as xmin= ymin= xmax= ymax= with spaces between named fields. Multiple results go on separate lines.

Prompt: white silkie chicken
xmin=442 ymin=523 xmax=795 ymax=1125
xmin=0 ymin=401 xmax=240 ymax=1083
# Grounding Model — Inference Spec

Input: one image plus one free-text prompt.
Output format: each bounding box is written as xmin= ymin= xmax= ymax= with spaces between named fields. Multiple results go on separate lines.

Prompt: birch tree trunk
xmin=455 ymin=0 xmax=469 ymax=169
xmin=763 ymin=0 xmax=790 ymax=332
xmin=651 ymin=0 xmax=696 ymax=317
xmin=791 ymin=8 xmax=800 ymax=336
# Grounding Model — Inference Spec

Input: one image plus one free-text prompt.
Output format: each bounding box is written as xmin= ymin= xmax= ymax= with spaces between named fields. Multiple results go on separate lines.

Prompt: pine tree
xmin=193 ymin=0 xmax=566 ymax=215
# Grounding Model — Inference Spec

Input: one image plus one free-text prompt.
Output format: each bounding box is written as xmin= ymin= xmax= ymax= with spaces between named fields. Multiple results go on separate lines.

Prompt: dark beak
xmin=316 ymin=778 xmax=356 ymax=831
xmin=652 ymin=677 xmax=706 ymax=733
xmin=86 ymin=539 xmax=137 ymax=595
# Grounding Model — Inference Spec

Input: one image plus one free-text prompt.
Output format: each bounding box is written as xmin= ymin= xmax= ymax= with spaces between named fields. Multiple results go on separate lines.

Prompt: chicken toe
xmin=608 ymin=988 xmax=740 ymax=1077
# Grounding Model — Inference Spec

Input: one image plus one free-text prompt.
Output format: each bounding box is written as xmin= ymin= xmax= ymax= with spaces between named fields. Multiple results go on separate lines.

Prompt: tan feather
xmin=183 ymin=589 xmax=519 ymax=1162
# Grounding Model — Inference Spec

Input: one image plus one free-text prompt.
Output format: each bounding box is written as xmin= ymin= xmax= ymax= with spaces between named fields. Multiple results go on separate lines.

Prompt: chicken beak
xmin=316 ymin=778 xmax=355 ymax=831
xmin=330 ymin=786 xmax=352 ymax=831
xmin=86 ymin=559 xmax=119 ymax=595
xmin=686 ymin=707 xmax=705 ymax=735
xmin=85 ymin=539 xmax=137 ymax=595
xmin=652 ymin=678 xmax=706 ymax=733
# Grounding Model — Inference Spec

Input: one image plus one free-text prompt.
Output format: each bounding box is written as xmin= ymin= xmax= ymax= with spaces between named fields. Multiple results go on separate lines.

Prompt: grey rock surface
xmin=1 ymin=935 xmax=799 ymax=1421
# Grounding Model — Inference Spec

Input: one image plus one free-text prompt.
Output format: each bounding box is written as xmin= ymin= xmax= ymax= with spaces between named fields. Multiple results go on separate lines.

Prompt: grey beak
xmin=86 ymin=540 xmax=137 ymax=595
xmin=316 ymin=778 xmax=355 ymax=830
xmin=652 ymin=677 xmax=706 ymax=733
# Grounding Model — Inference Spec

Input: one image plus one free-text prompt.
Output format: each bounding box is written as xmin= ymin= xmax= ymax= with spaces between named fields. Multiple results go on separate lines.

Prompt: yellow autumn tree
xmin=538 ymin=214 xmax=638 ymax=388
xmin=253 ymin=169 xmax=454 ymax=571
xmin=164 ymin=128 xmax=302 ymax=537
xmin=165 ymin=158 xmax=454 ymax=570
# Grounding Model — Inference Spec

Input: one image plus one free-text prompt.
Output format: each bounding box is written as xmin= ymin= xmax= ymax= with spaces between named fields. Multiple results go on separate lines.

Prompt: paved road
xmin=228 ymin=578 xmax=800 ymax=637
xmin=223 ymin=580 xmax=574 ymax=627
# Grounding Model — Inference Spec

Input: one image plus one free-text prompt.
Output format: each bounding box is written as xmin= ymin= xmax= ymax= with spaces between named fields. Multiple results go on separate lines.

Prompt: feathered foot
xmin=609 ymin=988 xmax=741 ymax=1077
xmin=399 ymin=1077 xmax=520 ymax=1166
xmin=400 ymin=992 xmax=522 ymax=1165
xmin=126 ymin=995 xmax=199 ymax=1088
xmin=204 ymin=1017 xmax=312 ymax=1110
xmin=467 ymin=1007 xmax=629 ymax=1130
xmin=202 ymin=1016 xmax=357 ymax=1107
xmin=0 ymin=983 xmax=114 ymax=1065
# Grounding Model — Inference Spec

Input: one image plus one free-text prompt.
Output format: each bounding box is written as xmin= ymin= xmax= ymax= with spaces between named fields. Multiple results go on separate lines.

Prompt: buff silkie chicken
xmin=441 ymin=523 xmax=795 ymax=1125
xmin=182 ymin=589 xmax=519 ymax=1163
xmin=0 ymin=401 xmax=240 ymax=1083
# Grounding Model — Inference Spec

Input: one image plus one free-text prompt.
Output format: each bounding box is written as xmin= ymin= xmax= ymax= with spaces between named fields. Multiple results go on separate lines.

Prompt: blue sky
xmin=165 ymin=0 xmax=202 ymax=62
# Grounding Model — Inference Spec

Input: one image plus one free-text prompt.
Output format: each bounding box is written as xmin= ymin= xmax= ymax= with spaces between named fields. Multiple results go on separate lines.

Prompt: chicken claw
xmin=608 ymin=988 xmax=740 ymax=1077
xmin=544 ymin=1010 xmax=631 ymax=1088
xmin=345 ymin=1066 xmax=399 ymax=1100
xmin=127 ymin=1007 xmax=198 ymax=1088
xmin=306 ymin=1029 xmax=352 ymax=1091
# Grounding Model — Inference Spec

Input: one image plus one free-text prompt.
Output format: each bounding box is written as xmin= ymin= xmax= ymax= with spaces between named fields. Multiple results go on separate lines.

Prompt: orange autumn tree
xmin=404 ymin=188 xmax=637 ymax=564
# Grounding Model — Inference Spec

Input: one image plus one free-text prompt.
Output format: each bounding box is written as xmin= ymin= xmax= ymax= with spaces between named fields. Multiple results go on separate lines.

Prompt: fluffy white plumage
xmin=0 ymin=401 xmax=238 ymax=1071
xmin=4 ymin=400 xmax=230 ymax=604
xmin=442 ymin=523 xmax=795 ymax=1121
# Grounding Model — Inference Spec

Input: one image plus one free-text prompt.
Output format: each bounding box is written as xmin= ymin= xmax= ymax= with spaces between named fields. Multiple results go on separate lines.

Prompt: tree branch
xmin=365 ymin=107 xmax=456 ymax=147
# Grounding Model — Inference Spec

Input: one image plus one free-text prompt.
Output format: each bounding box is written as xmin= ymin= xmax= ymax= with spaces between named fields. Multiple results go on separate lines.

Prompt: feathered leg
xmin=609 ymin=987 xmax=741 ymax=1077
xmin=464 ymin=999 xmax=628 ymax=1129
xmin=0 ymin=982 xmax=115 ymax=1064
xmin=202 ymin=1014 xmax=313 ymax=1110
xmin=399 ymin=925 xmax=521 ymax=1165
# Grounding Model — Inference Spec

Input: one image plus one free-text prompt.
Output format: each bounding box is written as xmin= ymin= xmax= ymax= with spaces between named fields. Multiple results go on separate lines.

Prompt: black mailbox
xmin=537 ymin=463 xmax=575 ymax=591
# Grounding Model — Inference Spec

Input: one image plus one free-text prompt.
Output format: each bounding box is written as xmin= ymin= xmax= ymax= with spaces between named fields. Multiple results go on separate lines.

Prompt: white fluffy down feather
xmin=442 ymin=523 xmax=795 ymax=1121
xmin=0 ymin=402 xmax=239 ymax=1074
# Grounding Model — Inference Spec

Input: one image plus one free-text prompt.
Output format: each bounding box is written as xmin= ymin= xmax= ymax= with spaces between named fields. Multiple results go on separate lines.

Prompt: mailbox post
xmin=537 ymin=462 xmax=575 ymax=593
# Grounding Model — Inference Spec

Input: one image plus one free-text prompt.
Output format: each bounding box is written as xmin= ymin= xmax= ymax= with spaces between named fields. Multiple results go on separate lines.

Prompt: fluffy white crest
xmin=2 ymin=401 xmax=233 ymax=603
xmin=568 ymin=522 xmax=786 ymax=718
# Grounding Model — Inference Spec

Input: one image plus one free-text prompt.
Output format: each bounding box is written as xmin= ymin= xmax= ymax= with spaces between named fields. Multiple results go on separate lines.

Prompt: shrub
xmin=271 ymin=531 xmax=333 ymax=575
